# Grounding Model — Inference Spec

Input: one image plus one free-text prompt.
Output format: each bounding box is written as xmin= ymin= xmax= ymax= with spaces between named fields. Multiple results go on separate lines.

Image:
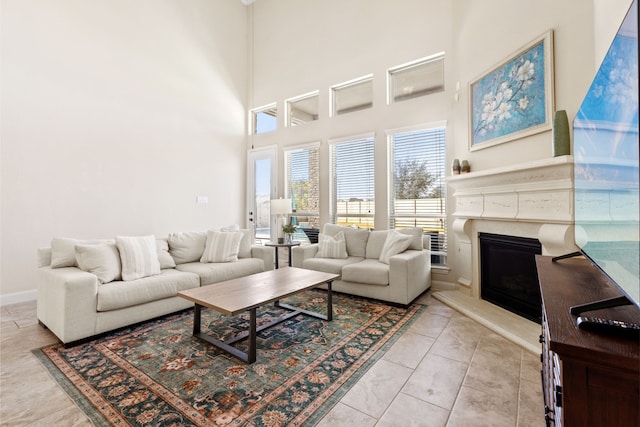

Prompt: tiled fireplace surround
xmin=434 ymin=156 xmax=578 ymax=352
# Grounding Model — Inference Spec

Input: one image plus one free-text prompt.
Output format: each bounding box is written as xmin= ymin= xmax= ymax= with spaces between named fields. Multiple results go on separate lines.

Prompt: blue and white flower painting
xmin=471 ymin=40 xmax=548 ymax=146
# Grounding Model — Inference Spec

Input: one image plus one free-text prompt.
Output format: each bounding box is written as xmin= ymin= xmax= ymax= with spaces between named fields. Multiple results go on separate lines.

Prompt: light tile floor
xmin=0 ymin=292 xmax=545 ymax=426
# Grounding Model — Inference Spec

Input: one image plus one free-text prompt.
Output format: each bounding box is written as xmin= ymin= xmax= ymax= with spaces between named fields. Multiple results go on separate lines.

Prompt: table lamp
xmin=270 ymin=198 xmax=292 ymax=243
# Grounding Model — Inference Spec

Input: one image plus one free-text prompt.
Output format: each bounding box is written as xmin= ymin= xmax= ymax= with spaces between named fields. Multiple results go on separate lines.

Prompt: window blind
xmin=389 ymin=126 xmax=447 ymax=264
xmin=330 ymin=135 xmax=375 ymax=228
xmin=285 ymin=145 xmax=320 ymax=228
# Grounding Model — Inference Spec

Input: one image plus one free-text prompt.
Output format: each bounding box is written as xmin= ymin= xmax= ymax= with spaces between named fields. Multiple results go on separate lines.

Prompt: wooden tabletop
xmin=178 ymin=267 xmax=338 ymax=316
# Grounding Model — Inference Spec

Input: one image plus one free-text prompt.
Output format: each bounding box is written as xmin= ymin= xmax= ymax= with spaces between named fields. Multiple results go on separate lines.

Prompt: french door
xmin=246 ymin=146 xmax=278 ymax=243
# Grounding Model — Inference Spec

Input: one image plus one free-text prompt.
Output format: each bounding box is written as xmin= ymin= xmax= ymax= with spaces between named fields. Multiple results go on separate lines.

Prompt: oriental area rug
xmin=33 ymin=290 xmax=424 ymax=426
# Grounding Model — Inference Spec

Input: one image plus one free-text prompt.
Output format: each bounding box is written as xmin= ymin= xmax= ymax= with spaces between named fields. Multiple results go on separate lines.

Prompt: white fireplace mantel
xmin=448 ymin=155 xmax=574 ymax=224
xmin=446 ymin=155 xmax=578 ymax=297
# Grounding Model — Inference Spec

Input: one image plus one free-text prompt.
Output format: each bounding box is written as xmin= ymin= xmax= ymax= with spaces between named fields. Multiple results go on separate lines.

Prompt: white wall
xmin=249 ymin=0 xmax=454 ymax=228
xmin=0 ymin=0 xmax=248 ymax=300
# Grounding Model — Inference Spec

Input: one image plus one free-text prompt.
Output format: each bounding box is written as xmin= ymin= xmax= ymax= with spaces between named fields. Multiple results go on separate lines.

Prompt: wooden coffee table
xmin=178 ymin=267 xmax=338 ymax=364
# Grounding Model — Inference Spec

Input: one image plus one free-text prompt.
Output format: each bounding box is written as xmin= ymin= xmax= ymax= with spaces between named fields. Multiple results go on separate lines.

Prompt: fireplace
xmin=480 ymin=233 xmax=542 ymax=323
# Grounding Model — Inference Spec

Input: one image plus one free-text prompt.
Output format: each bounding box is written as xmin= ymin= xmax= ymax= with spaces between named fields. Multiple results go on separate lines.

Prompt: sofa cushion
xmin=342 ymin=259 xmax=389 ymax=286
xmin=176 ymin=258 xmax=264 ymax=286
xmin=398 ymin=227 xmax=424 ymax=251
xmin=379 ymin=230 xmax=414 ymax=264
xmin=222 ymin=226 xmax=253 ymax=259
xmin=201 ymin=230 xmax=243 ymax=263
xmin=323 ymin=224 xmax=369 ymax=257
xmin=156 ymin=238 xmax=176 ymax=269
xmin=303 ymin=256 xmax=363 ymax=275
xmin=75 ymin=242 xmax=122 ymax=284
xmin=365 ymin=230 xmax=389 ymax=259
xmin=168 ymin=231 xmax=206 ymax=264
xmin=97 ymin=269 xmax=199 ymax=312
xmin=115 ymin=235 xmax=161 ymax=281
xmin=316 ymin=231 xmax=348 ymax=259
xmin=50 ymin=237 xmax=109 ymax=268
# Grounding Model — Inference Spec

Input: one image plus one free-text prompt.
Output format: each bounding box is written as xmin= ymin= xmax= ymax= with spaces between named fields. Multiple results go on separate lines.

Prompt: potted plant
xmin=282 ymin=223 xmax=296 ymax=244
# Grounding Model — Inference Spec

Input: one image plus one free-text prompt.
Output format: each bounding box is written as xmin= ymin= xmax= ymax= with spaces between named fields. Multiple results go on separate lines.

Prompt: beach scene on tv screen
xmin=573 ymin=0 xmax=638 ymax=303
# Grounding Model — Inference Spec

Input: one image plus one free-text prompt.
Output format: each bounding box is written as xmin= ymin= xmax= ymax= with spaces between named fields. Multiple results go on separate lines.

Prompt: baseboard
xmin=0 ymin=289 xmax=37 ymax=306
xmin=430 ymin=280 xmax=458 ymax=292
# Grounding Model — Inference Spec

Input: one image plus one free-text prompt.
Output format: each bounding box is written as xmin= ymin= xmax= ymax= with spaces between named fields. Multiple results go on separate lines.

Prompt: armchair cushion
xmin=316 ymin=231 xmax=348 ymax=259
xmin=323 ymin=224 xmax=369 ymax=257
xmin=303 ymin=256 xmax=363 ymax=275
xmin=379 ymin=230 xmax=414 ymax=264
xmin=342 ymin=259 xmax=389 ymax=286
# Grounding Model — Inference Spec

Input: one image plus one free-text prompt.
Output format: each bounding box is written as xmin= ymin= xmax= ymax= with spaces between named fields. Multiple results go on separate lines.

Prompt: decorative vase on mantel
xmin=461 ymin=160 xmax=470 ymax=173
xmin=553 ymin=110 xmax=571 ymax=157
xmin=452 ymin=159 xmax=461 ymax=175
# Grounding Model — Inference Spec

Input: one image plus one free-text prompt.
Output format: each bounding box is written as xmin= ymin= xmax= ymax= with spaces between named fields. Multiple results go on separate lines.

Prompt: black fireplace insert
xmin=479 ymin=233 xmax=542 ymax=323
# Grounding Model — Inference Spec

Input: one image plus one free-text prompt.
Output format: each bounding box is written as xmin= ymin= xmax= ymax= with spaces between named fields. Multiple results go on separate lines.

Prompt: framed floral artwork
xmin=469 ymin=30 xmax=554 ymax=150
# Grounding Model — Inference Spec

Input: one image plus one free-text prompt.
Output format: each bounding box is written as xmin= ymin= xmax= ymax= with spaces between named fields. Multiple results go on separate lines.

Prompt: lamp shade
xmin=270 ymin=198 xmax=292 ymax=215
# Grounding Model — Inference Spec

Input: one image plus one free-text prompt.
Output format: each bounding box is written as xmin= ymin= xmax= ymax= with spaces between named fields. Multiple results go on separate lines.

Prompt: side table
xmin=264 ymin=241 xmax=301 ymax=269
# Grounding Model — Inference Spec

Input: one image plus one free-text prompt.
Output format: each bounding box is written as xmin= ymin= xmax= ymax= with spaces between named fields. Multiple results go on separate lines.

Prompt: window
xmin=388 ymin=124 xmax=447 ymax=265
xmin=286 ymin=92 xmax=319 ymax=126
xmin=285 ymin=143 xmax=321 ymax=237
xmin=251 ymin=103 xmax=277 ymax=134
xmin=388 ymin=53 xmax=445 ymax=103
xmin=330 ymin=134 xmax=375 ymax=228
xmin=331 ymin=75 xmax=373 ymax=116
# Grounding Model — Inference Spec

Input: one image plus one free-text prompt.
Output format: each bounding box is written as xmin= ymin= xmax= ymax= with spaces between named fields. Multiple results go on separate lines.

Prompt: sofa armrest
xmin=291 ymin=244 xmax=319 ymax=268
xmin=250 ymin=245 xmax=275 ymax=271
xmin=388 ymin=249 xmax=430 ymax=294
xmin=37 ymin=266 xmax=100 ymax=343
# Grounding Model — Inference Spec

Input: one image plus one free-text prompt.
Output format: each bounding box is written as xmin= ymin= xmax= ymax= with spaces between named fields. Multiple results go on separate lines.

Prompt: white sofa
xmin=292 ymin=224 xmax=431 ymax=305
xmin=37 ymin=229 xmax=274 ymax=345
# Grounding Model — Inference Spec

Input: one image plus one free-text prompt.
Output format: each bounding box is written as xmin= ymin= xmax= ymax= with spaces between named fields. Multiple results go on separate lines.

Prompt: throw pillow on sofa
xmin=156 ymin=239 xmax=176 ymax=269
xmin=50 ymin=237 xmax=109 ymax=268
xmin=75 ymin=242 xmax=122 ymax=283
xmin=167 ymin=231 xmax=206 ymax=264
xmin=379 ymin=230 xmax=414 ymax=264
xmin=322 ymin=224 xmax=369 ymax=257
xmin=221 ymin=226 xmax=253 ymax=259
xmin=201 ymin=230 xmax=243 ymax=263
xmin=316 ymin=231 xmax=348 ymax=259
xmin=115 ymin=235 xmax=161 ymax=281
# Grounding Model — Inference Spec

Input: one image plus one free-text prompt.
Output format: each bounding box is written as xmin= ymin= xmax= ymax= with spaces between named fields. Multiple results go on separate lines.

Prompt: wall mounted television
xmin=561 ymin=0 xmax=639 ymax=329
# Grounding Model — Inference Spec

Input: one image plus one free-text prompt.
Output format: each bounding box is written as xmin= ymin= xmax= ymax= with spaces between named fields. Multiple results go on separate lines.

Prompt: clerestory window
xmin=250 ymin=103 xmax=277 ymax=134
xmin=331 ymin=75 xmax=373 ymax=116
xmin=286 ymin=92 xmax=319 ymax=126
xmin=388 ymin=53 xmax=445 ymax=103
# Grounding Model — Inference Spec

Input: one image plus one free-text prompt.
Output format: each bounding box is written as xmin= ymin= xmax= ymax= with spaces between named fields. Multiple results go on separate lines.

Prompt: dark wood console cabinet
xmin=536 ymin=255 xmax=639 ymax=427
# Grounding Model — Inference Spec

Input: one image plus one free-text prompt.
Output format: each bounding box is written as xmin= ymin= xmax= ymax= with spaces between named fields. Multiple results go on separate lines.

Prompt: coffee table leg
xmin=248 ymin=308 xmax=257 ymax=363
xmin=193 ymin=304 xmax=202 ymax=334
xmin=326 ymin=280 xmax=333 ymax=321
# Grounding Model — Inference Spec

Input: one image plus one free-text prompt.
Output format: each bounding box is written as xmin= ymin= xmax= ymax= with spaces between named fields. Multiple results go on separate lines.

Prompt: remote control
xmin=576 ymin=316 xmax=640 ymax=338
